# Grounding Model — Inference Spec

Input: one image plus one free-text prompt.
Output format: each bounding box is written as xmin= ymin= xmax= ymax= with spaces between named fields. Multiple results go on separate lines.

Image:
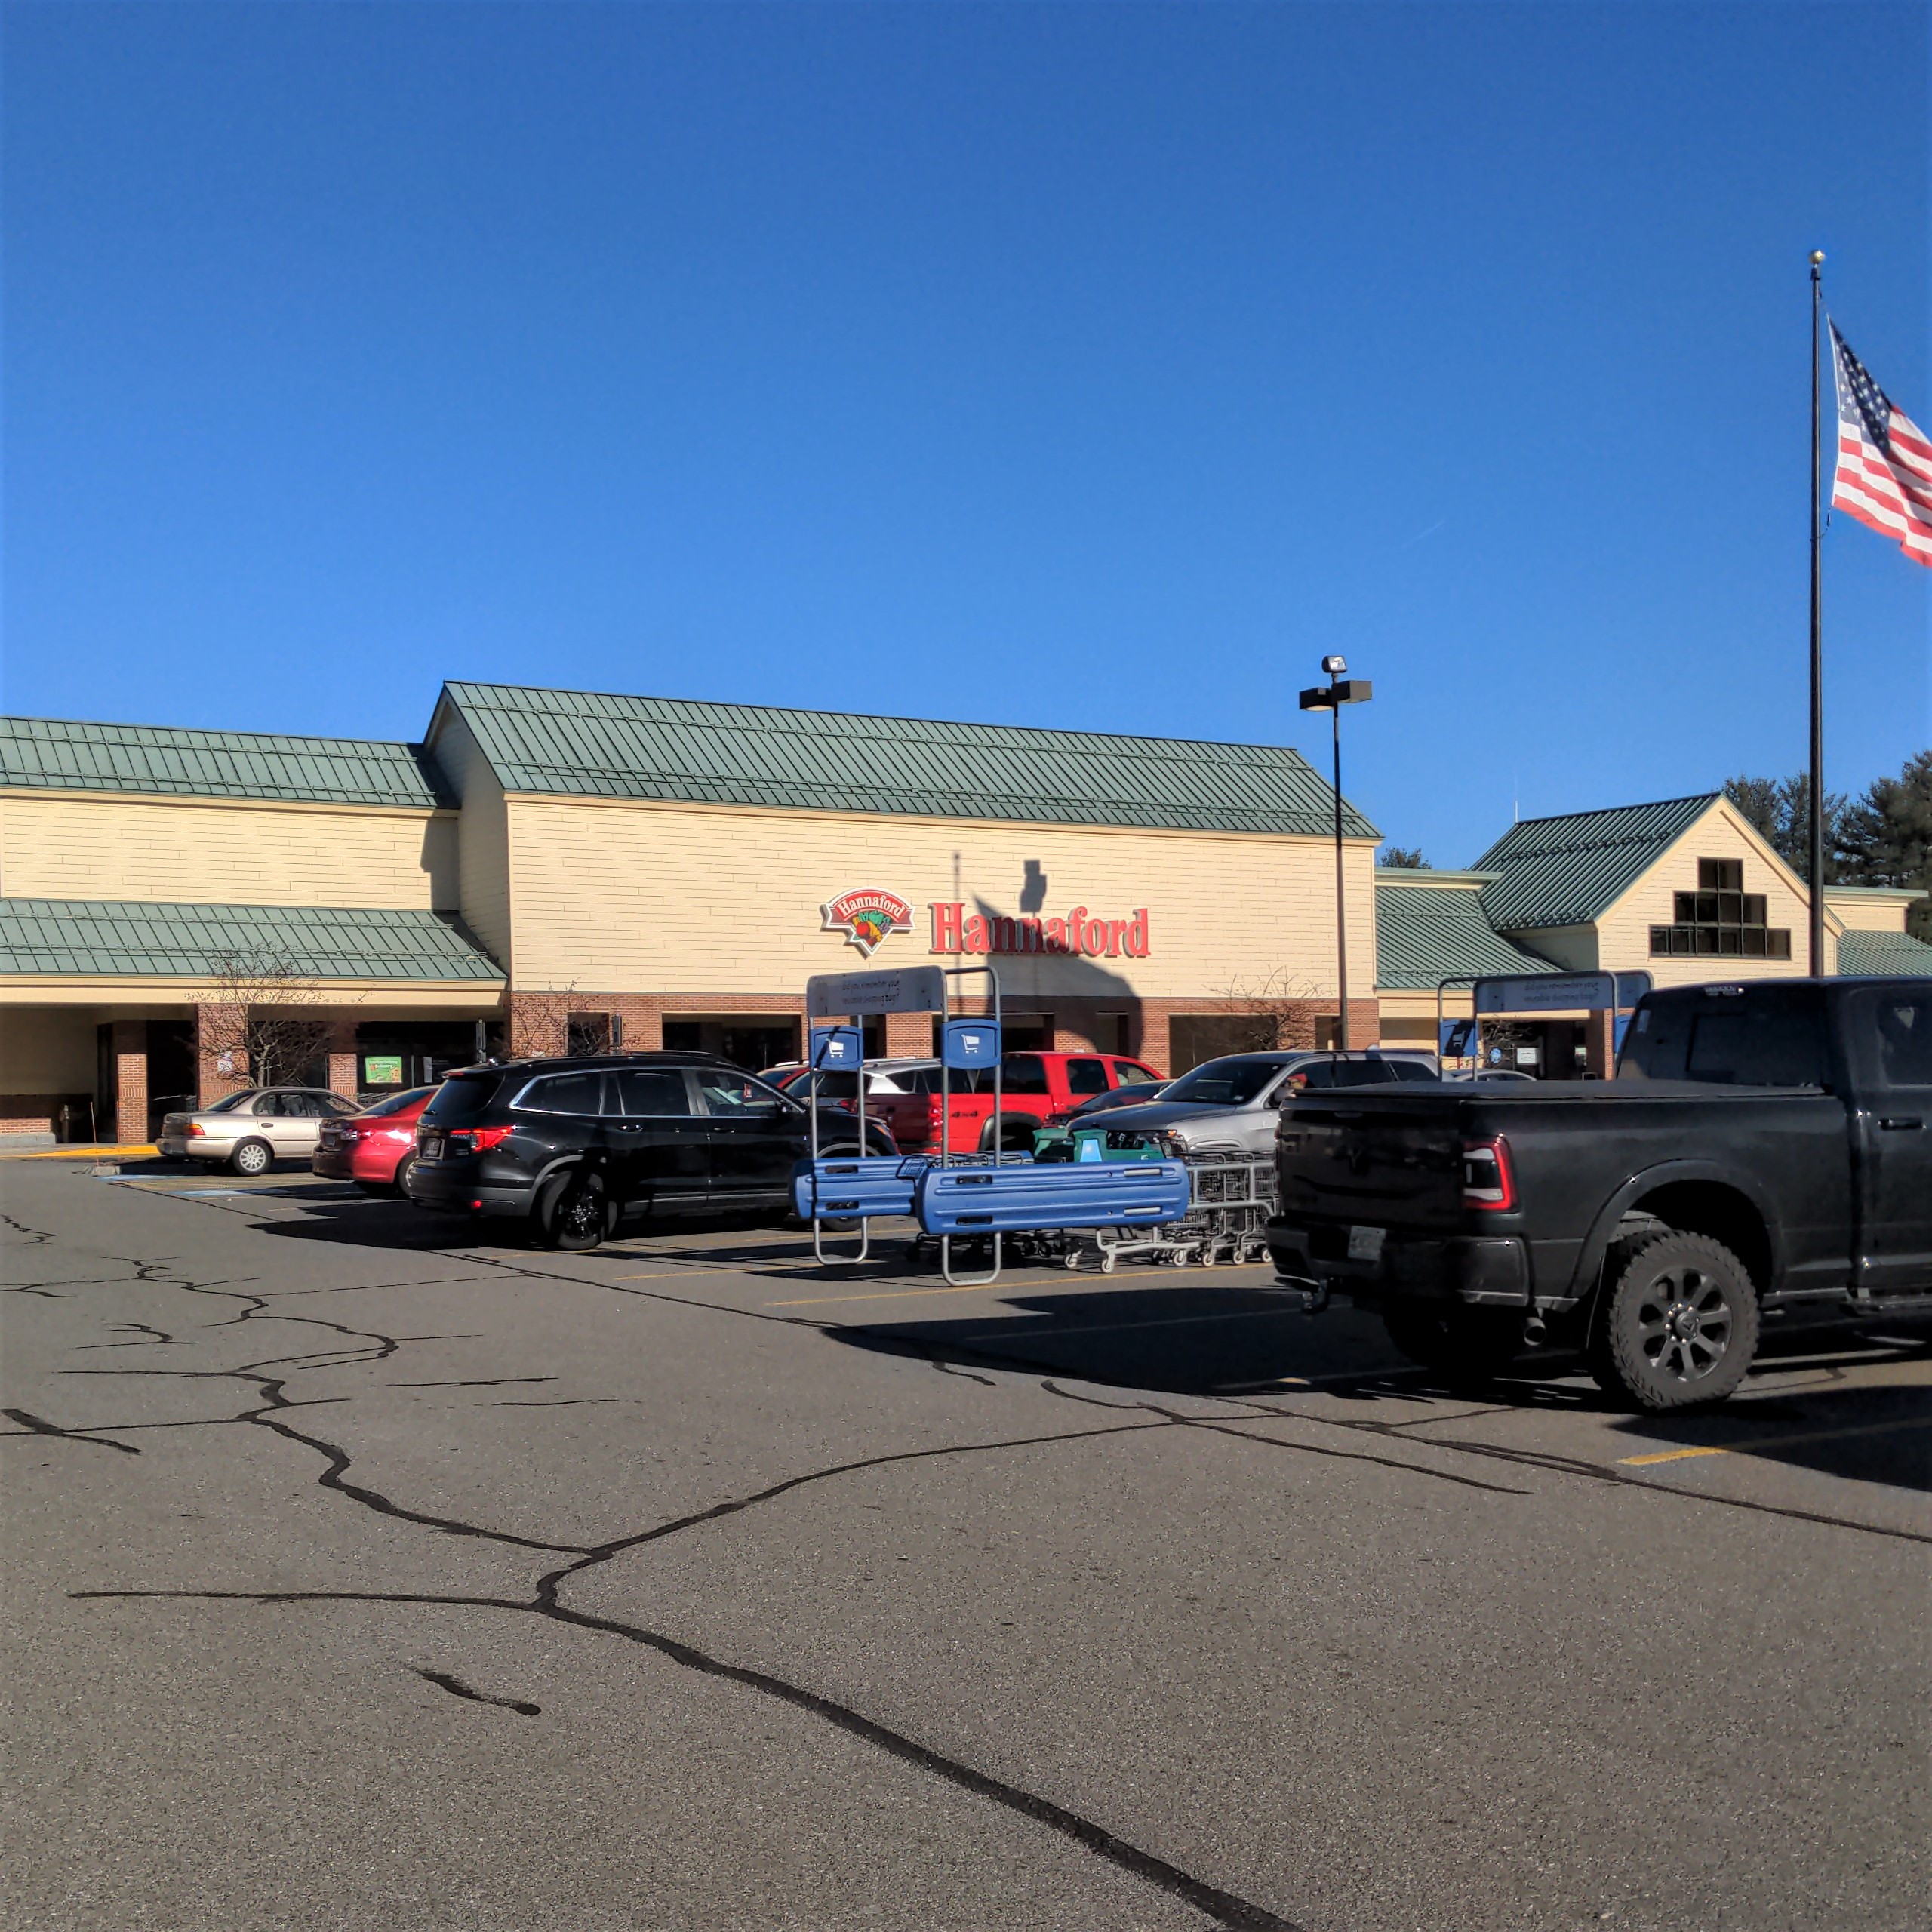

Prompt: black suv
xmin=409 ymin=1054 xmax=897 ymax=1249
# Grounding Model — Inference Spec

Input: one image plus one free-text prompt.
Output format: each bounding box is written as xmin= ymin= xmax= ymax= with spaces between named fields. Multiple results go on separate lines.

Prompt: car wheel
xmin=1589 ymin=1230 xmax=1758 ymax=1411
xmin=1381 ymin=1304 xmax=1520 ymax=1381
xmin=392 ymin=1153 xmax=418 ymax=1201
xmin=537 ymin=1168 xmax=608 ymax=1251
xmin=229 ymin=1138 xmax=273 ymax=1177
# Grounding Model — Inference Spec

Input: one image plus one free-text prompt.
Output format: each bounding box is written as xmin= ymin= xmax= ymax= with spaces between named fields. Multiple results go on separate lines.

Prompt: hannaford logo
xmin=821 ymin=890 xmax=915 ymax=957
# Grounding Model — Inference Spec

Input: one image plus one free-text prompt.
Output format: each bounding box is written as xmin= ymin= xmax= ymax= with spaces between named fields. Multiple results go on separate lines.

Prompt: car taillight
xmin=188 ymin=1122 xmax=206 ymax=1137
xmin=448 ymin=1124 xmax=514 ymax=1153
xmin=1461 ymin=1137 xmax=1516 ymax=1211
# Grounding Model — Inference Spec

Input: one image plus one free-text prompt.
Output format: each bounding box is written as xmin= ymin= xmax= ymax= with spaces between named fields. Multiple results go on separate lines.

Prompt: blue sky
xmin=5 ymin=2 xmax=1926 ymax=865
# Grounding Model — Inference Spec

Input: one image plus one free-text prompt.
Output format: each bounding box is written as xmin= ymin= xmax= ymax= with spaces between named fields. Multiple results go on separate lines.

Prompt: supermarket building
xmin=2 ymin=681 xmax=1926 ymax=1145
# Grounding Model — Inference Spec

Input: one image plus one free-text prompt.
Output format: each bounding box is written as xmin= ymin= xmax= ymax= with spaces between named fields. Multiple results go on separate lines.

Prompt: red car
xmin=312 ymin=1085 xmax=438 ymax=1194
xmin=868 ymin=1051 xmax=1164 ymax=1155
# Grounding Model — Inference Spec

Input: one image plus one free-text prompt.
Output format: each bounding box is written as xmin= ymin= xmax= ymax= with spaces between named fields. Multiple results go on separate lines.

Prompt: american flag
xmin=1829 ymin=323 xmax=1932 ymax=566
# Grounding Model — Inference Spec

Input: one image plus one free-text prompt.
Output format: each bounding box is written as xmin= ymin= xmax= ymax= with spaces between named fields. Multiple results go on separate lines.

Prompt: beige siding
xmin=1595 ymin=798 xmax=1824 ymax=986
xmin=0 ymin=1008 xmax=95 ymax=1091
xmin=0 ymin=794 xmax=456 ymax=909
xmin=503 ymin=795 xmax=1378 ymax=1001
xmin=429 ymin=712 xmax=513 ymax=973
xmin=1824 ymin=889 xmax=1913 ymax=933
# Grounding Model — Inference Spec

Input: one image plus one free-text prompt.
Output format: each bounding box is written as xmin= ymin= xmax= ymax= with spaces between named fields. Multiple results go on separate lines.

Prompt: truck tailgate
xmin=1277 ymin=1095 xmax=1470 ymax=1232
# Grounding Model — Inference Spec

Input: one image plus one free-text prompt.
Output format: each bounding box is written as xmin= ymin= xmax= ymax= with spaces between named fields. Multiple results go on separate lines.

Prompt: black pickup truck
xmin=1266 ymin=977 xmax=1932 ymax=1408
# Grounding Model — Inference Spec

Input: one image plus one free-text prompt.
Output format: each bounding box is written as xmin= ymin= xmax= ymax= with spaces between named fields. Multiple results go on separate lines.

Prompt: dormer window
xmin=1651 ymin=858 xmax=1792 ymax=958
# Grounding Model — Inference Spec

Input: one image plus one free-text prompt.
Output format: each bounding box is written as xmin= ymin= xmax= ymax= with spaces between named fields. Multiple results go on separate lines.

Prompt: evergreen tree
xmin=1378 ymin=847 xmax=1430 ymax=869
xmin=1722 ymin=772 xmax=1846 ymax=883
xmin=1837 ymin=750 xmax=1932 ymax=941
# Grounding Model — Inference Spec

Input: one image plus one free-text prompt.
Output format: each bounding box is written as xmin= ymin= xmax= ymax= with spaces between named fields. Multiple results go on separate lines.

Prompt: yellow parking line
xmin=1619 ymin=1414 xmax=1932 ymax=1466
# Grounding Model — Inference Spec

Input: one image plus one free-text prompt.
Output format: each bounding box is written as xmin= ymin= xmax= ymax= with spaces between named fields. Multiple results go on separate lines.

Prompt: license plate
xmin=1347 ymin=1224 xmax=1386 ymax=1261
xmin=421 ymin=1136 xmax=442 ymax=1160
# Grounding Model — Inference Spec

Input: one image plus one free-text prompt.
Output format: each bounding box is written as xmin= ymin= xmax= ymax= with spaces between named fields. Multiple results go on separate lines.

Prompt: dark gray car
xmin=1096 ymin=1050 xmax=1438 ymax=1158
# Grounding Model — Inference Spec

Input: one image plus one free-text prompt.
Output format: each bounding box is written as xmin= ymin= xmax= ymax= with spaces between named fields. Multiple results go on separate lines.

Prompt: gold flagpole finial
xmin=1810 ymin=249 xmax=1825 ymax=266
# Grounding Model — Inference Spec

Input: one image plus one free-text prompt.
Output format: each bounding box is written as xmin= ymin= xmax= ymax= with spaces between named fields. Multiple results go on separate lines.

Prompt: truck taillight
xmin=1461 ymin=1137 xmax=1516 ymax=1211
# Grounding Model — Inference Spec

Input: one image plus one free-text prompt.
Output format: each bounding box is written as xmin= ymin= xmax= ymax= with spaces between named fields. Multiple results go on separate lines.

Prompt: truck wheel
xmin=1590 ymin=1230 xmax=1758 ymax=1411
xmin=537 ymin=1169 xmax=608 ymax=1251
xmin=980 ymin=1115 xmax=1036 ymax=1155
xmin=1381 ymin=1305 xmax=1519 ymax=1382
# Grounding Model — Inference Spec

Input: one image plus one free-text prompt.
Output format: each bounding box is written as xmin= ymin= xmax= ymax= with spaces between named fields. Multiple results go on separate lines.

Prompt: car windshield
xmin=205 ymin=1090 xmax=260 ymax=1112
xmin=360 ymin=1086 xmax=435 ymax=1118
xmin=1160 ymin=1058 xmax=1288 ymax=1106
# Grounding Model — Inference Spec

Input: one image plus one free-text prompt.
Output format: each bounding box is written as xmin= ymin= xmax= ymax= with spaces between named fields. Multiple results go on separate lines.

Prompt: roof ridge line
xmin=443 ymin=680 xmax=1321 ymax=764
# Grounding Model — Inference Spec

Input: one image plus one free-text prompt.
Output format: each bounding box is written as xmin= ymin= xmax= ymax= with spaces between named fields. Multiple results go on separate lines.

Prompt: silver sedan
xmin=158 ymin=1087 xmax=361 ymax=1175
xmin=1096 ymin=1049 xmax=1438 ymax=1158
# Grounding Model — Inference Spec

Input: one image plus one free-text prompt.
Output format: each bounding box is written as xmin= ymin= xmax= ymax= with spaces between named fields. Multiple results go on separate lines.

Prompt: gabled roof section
xmin=0 ymin=715 xmax=451 ymax=808
xmin=1473 ymin=794 xmax=1719 ymax=931
xmin=1374 ymin=879 xmax=1555 ymax=989
xmin=1838 ymin=930 xmax=1932 ymax=978
xmin=432 ymin=682 xmax=1379 ymax=838
xmin=0 ymin=902 xmax=502 ymax=981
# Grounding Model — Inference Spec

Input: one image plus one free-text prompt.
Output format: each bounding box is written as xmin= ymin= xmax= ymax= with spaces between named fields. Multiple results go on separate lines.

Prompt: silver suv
xmin=1097 ymin=1050 xmax=1438 ymax=1158
xmin=158 ymin=1087 xmax=360 ymax=1175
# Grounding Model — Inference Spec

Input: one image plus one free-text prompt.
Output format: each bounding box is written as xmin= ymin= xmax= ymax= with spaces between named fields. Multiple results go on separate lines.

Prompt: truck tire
xmin=980 ymin=1115 xmax=1037 ymax=1155
xmin=1589 ymin=1229 xmax=1758 ymax=1411
xmin=1380 ymin=1304 xmax=1520 ymax=1382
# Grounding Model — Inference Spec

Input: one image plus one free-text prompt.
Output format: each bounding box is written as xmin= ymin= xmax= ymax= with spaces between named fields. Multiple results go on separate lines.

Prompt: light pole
xmin=1299 ymin=655 xmax=1373 ymax=1050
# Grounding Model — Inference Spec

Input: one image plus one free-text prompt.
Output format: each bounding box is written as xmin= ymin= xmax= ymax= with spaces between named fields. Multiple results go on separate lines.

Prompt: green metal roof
xmin=0 ymin=902 xmax=502 ymax=981
xmin=1473 ymin=794 xmax=1719 ymax=931
xmin=1837 ymin=929 xmax=1932 ymax=978
xmin=0 ymin=715 xmax=450 ymax=808
xmin=435 ymin=682 xmax=1380 ymax=838
xmin=1374 ymin=881 xmax=1555 ymax=989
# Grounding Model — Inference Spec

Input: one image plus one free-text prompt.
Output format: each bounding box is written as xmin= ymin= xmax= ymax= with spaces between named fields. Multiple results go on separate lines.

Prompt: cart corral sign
xmin=820 ymin=890 xmax=915 ymax=958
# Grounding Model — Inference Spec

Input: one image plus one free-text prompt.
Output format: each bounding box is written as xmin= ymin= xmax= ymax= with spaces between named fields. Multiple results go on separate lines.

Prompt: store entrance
xmin=661 ymin=1015 xmax=801 ymax=1074
xmin=353 ymin=1021 xmax=487 ymax=1099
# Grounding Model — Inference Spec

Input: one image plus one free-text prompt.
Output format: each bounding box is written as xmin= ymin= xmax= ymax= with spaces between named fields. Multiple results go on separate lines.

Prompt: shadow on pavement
xmin=1607 ymin=1370 xmax=1932 ymax=1493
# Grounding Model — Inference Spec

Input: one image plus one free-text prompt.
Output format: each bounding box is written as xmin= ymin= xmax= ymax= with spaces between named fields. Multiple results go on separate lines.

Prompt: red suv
xmin=312 ymin=1085 xmax=438 ymax=1195
xmin=866 ymin=1051 xmax=1163 ymax=1155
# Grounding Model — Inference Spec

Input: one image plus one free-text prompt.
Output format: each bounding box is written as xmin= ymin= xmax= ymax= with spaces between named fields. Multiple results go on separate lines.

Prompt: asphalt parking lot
xmin=3 ymin=1158 xmax=1927 ymax=1932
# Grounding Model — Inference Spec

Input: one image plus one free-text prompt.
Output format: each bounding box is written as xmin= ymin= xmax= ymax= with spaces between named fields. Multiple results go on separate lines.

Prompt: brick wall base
xmin=509 ymin=990 xmax=1380 ymax=1076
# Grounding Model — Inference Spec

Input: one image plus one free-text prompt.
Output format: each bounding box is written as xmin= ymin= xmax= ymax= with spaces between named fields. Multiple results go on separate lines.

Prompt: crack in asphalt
xmin=2 ymin=1407 xmax=142 ymax=1454
xmin=75 ymin=1583 xmax=1298 ymax=1930
xmin=412 ymin=1666 xmax=540 ymax=1718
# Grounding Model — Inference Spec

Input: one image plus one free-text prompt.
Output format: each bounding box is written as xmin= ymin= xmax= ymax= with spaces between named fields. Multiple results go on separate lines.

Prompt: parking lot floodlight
xmin=1297 ymin=656 xmax=1373 ymax=1051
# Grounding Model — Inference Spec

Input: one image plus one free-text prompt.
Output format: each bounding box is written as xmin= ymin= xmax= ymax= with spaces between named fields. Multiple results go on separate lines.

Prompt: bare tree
xmin=508 ymin=983 xmax=580 ymax=1059
xmin=200 ymin=948 xmax=335 ymax=1090
xmin=1214 ymin=967 xmax=1326 ymax=1054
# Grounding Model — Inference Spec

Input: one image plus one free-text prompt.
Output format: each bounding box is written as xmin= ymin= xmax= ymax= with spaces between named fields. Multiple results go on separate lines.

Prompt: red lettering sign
xmin=928 ymin=903 xmax=1149 ymax=958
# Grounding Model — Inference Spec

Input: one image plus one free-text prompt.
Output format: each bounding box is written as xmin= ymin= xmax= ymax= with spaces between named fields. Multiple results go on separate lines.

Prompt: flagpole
xmin=1808 ymin=249 xmax=1826 ymax=976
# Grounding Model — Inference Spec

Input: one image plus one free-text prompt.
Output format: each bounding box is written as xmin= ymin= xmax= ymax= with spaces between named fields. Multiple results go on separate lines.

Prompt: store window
xmin=1650 ymin=857 xmax=1792 ymax=958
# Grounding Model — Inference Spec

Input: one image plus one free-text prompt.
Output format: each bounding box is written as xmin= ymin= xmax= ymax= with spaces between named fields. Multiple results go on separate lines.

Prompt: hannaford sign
xmin=821 ymin=890 xmax=915 ymax=957
xmin=931 ymin=902 xmax=1149 ymax=958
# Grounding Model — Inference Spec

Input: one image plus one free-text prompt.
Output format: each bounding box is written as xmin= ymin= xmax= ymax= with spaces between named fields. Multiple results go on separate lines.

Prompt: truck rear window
xmin=1620 ymin=987 xmax=1829 ymax=1086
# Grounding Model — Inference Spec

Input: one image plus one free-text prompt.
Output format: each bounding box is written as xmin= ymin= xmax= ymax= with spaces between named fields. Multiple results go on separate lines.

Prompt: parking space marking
xmin=1618 ymin=1413 xmax=1932 ymax=1466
